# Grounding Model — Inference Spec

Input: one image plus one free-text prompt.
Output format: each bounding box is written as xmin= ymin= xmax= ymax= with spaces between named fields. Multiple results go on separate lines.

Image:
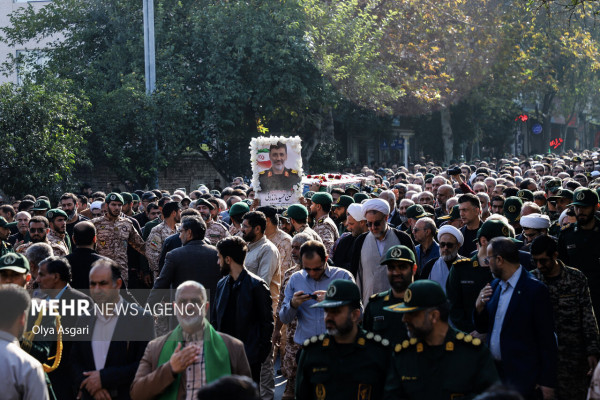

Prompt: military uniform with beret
xmin=228 ymin=202 xmax=250 ymax=237
xmin=362 ymin=246 xmax=415 ymax=346
xmin=383 ymin=280 xmax=499 ymax=400
xmin=285 ymin=205 xmax=322 ymax=243
xmin=0 ymin=216 xmax=14 ymax=256
xmin=558 ymin=188 xmax=600 ymax=318
xmin=332 ymin=195 xmax=354 ymax=236
xmin=312 ymin=193 xmax=339 ymax=256
xmin=46 ymin=209 xmax=72 ymax=254
xmin=296 ymin=280 xmax=391 ymax=400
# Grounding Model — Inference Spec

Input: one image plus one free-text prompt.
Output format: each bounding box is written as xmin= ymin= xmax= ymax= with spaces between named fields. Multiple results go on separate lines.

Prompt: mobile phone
xmin=308 ymin=294 xmax=318 ymax=300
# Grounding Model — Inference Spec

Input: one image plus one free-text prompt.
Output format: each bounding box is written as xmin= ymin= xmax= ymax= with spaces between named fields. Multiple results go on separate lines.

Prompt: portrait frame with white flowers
xmin=250 ymin=136 xmax=303 ymax=206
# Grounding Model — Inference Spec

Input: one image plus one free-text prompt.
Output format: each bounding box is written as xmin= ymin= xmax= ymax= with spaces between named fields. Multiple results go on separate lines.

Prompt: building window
xmin=16 ymin=49 xmax=49 ymax=84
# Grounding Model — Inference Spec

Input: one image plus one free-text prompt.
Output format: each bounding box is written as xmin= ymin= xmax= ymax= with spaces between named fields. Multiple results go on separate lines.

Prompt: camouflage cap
xmin=384 ymin=280 xmax=447 ymax=313
xmin=32 ymin=199 xmax=51 ymax=211
xmin=46 ymin=208 xmax=68 ymax=220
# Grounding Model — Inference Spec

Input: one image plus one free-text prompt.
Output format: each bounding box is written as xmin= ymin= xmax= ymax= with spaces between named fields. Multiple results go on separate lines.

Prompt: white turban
xmin=520 ymin=213 xmax=551 ymax=229
xmin=90 ymin=201 xmax=103 ymax=211
xmin=437 ymin=225 xmax=464 ymax=247
xmin=347 ymin=203 xmax=366 ymax=222
xmin=362 ymin=198 xmax=390 ymax=216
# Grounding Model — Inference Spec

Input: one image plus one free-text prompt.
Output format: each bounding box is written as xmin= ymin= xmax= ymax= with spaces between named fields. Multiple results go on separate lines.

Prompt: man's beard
xmin=577 ymin=213 xmax=594 ymax=225
xmin=31 ymin=234 xmax=46 ymax=243
xmin=66 ymin=209 xmax=76 ymax=219
xmin=390 ymin=275 xmax=411 ymax=293
xmin=220 ymin=260 xmax=231 ymax=276
xmin=442 ymin=249 xmax=459 ymax=262
xmin=326 ymin=314 xmax=353 ymax=336
xmin=200 ymin=213 xmax=210 ymax=221
xmin=243 ymin=230 xmax=256 ymax=243
xmin=176 ymin=313 xmax=205 ymax=332
xmin=406 ymin=318 xmax=433 ymax=340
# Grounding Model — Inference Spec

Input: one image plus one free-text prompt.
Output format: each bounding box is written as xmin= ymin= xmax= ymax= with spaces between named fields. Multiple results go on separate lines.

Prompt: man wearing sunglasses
xmin=350 ymin=199 xmax=415 ymax=306
xmin=15 ymin=216 xmax=68 ymax=257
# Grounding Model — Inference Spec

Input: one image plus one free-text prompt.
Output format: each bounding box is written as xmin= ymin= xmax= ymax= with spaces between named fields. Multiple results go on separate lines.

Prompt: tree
xmin=1 ymin=0 xmax=333 ymax=184
xmin=0 ymin=79 xmax=90 ymax=198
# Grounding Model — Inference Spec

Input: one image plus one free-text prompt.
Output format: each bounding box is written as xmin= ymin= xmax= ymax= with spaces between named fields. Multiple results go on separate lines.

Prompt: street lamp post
xmin=143 ymin=0 xmax=158 ymax=188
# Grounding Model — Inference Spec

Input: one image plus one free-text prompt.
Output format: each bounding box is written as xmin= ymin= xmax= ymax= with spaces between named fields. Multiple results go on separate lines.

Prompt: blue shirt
xmin=416 ymin=241 xmax=440 ymax=272
xmin=279 ymin=265 xmax=354 ymax=345
xmin=490 ymin=266 xmax=523 ymax=360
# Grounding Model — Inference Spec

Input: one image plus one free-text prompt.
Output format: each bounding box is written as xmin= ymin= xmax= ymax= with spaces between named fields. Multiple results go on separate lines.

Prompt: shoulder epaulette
xmin=455 ymin=331 xmax=482 ymax=346
xmin=303 ymin=334 xmax=326 ymax=347
xmin=364 ymin=332 xmax=390 ymax=347
xmin=259 ymin=170 xmax=266 ymax=175
xmin=453 ymin=258 xmax=471 ymax=265
xmin=370 ymin=291 xmax=387 ymax=300
xmin=291 ymin=169 xmax=298 ymax=174
xmin=560 ymin=223 xmax=573 ymax=231
xmin=394 ymin=337 xmax=418 ymax=353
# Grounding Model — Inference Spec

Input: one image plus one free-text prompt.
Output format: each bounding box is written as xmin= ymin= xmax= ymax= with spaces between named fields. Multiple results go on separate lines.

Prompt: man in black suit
xmin=65 ymin=221 xmax=106 ymax=290
xmin=147 ymin=215 xmax=221 ymax=307
xmin=71 ymin=259 xmax=155 ymax=400
xmin=35 ymin=256 xmax=93 ymax=400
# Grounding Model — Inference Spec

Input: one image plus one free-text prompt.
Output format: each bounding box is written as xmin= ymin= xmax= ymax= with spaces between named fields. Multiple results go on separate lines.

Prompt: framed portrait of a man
xmin=250 ymin=136 xmax=303 ymax=206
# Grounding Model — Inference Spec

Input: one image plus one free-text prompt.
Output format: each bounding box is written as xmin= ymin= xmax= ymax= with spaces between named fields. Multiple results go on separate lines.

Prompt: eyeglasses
xmin=366 ymin=219 xmax=385 ymax=228
xmin=439 ymin=242 xmax=456 ymax=248
xmin=483 ymin=255 xmax=498 ymax=264
xmin=29 ymin=228 xmax=45 ymax=233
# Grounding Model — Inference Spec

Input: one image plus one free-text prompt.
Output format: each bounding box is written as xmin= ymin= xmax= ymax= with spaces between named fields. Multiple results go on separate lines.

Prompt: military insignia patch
xmin=502 ymin=226 xmax=509 ymax=236
xmin=404 ymin=288 xmax=412 ymax=303
xmin=47 ymin=211 xmax=54 ymax=219
xmin=358 ymin=384 xmax=372 ymax=400
xmin=508 ymin=205 xmax=517 ymax=213
xmin=326 ymin=285 xmax=337 ymax=297
xmin=390 ymin=247 xmax=402 ymax=258
xmin=316 ymin=384 xmax=326 ymax=400
xmin=576 ymin=191 xmax=585 ymax=201
xmin=3 ymin=254 xmax=16 ymax=265
xmin=110 ymin=194 xmax=116 ymax=201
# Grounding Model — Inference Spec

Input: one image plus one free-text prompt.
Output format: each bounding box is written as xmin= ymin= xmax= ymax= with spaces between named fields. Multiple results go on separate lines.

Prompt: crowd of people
xmin=2 ymin=150 xmax=600 ymax=399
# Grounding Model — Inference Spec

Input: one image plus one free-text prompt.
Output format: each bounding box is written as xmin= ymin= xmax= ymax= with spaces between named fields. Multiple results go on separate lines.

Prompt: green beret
xmin=32 ymin=199 xmax=51 ymax=211
xmin=131 ymin=193 xmax=140 ymax=202
xmin=121 ymin=192 xmax=133 ymax=204
xmin=105 ymin=192 xmax=124 ymax=204
xmin=195 ymin=198 xmax=215 ymax=210
xmin=353 ymin=193 xmax=370 ymax=203
xmin=311 ymin=192 xmax=333 ymax=205
xmin=332 ymin=195 xmax=354 ymax=209
xmin=304 ymin=191 xmax=315 ymax=200
xmin=287 ymin=204 xmax=308 ymax=220
xmin=229 ymin=202 xmax=250 ymax=218
xmin=46 ymin=208 xmax=68 ymax=220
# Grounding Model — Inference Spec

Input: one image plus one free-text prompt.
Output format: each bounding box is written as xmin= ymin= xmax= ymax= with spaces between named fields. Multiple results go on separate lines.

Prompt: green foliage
xmin=1 ymin=0 xmax=333 ymax=184
xmin=0 ymin=80 xmax=90 ymax=197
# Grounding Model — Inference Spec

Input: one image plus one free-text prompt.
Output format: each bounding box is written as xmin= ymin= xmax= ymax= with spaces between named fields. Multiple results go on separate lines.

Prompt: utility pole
xmin=143 ymin=0 xmax=159 ymax=188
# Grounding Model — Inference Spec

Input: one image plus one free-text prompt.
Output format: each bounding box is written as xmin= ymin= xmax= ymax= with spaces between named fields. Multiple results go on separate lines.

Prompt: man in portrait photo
xmin=258 ymin=142 xmax=301 ymax=192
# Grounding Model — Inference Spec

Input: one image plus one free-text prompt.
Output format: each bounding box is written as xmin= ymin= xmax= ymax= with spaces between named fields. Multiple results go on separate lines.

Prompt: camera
xmin=447 ymin=166 xmax=461 ymax=176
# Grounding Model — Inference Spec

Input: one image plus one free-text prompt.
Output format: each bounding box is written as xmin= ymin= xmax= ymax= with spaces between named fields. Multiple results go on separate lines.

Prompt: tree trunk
xmin=440 ymin=107 xmax=454 ymax=164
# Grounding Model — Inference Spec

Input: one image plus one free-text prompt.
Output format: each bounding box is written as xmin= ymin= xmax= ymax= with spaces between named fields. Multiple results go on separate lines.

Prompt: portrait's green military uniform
xmin=0 ymin=217 xmax=14 ymax=256
xmin=383 ymin=280 xmax=499 ymax=400
xmin=258 ymin=167 xmax=300 ymax=192
xmin=362 ymin=290 xmax=408 ymax=346
xmin=296 ymin=280 xmax=391 ymax=400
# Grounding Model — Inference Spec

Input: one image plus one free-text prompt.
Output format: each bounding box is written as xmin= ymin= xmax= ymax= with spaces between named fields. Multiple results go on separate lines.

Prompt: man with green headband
xmin=131 ymin=280 xmax=251 ymax=399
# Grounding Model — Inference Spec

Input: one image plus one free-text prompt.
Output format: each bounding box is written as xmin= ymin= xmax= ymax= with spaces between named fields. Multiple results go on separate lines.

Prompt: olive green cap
xmin=353 ymin=193 xmax=369 ymax=203
xmin=287 ymin=204 xmax=308 ymax=220
xmin=46 ymin=208 xmax=68 ymax=220
xmin=503 ymin=196 xmax=523 ymax=223
xmin=131 ymin=193 xmax=140 ymax=202
xmin=0 ymin=217 xmax=8 ymax=228
xmin=332 ymin=195 xmax=354 ymax=208
xmin=570 ymin=188 xmax=599 ymax=207
xmin=195 ymin=198 xmax=215 ymax=210
xmin=380 ymin=245 xmax=416 ymax=265
xmin=384 ymin=280 xmax=447 ymax=313
xmin=311 ymin=192 xmax=333 ymax=205
xmin=0 ymin=253 xmax=30 ymax=274
xmin=32 ymin=199 xmax=51 ymax=211
xmin=438 ymin=205 xmax=460 ymax=221
xmin=229 ymin=202 xmax=250 ymax=218
xmin=547 ymin=189 xmax=573 ymax=202
xmin=105 ymin=192 xmax=124 ymax=204
xmin=121 ymin=192 xmax=133 ymax=204
xmin=475 ymin=219 xmax=521 ymax=244
xmin=516 ymin=189 xmax=534 ymax=202
xmin=406 ymin=204 xmax=431 ymax=220
xmin=310 ymin=280 xmax=360 ymax=309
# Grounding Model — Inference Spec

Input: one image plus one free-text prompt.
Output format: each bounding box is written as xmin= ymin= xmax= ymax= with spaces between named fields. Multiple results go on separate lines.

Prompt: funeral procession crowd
xmin=5 ymin=151 xmax=600 ymax=400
